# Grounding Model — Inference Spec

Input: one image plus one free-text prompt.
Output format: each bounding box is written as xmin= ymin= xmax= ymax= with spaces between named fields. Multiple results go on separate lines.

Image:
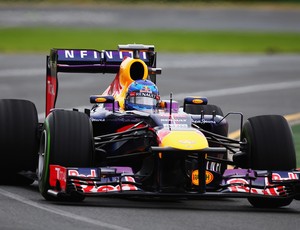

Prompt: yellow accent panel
xmin=119 ymin=58 xmax=148 ymax=86
xmin=161 ymin=131 xmax=208 ymax=150
xmin=117 ymin=58 xmax=148 ymax=109
xmin=192 ymin=99 xmax=204 ymax=104
xmin=95 ymin=98 xmax=106 ymax=103
xmin=115 ymin=91 xmax=126 ymax=109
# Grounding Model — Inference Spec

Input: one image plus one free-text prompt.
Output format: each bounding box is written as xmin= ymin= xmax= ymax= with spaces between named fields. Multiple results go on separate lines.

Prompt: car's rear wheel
xmin=38 ymin=110 xmax=94 ymax=201
xmin=0 ymin=99 xmax=39 ymax=185
xmin=241 ymin=115 xmax=296 ymax=208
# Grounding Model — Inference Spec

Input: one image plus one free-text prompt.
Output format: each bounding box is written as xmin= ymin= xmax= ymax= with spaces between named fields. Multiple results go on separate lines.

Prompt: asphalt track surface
xmin=1 ymin=53 xmax=300 ymax=230
xmin=1 ymin=5 xmax=300 ymax=230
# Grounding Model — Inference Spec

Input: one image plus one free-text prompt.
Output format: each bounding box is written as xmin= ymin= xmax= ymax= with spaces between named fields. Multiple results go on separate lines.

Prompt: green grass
xmin=292 ymin=124 xmax=300 ymax=168
xmin=1 ymin=27 xmax=300 ymax=53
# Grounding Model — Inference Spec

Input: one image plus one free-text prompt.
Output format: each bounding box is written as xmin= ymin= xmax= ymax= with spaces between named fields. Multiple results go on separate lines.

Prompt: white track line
xmin=0 ymin=68 xmax=44 ymax=77
xmin=0 ymin=188 xmax=130 ymax=230
xmin=172 ymin=80 xmax=300 ymax=100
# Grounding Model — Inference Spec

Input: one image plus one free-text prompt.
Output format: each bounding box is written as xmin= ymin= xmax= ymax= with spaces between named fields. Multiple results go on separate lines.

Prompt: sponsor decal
xmin=58 ymin=50 xmax=100 ymax=62
xmin=104 ymin=51 xmax=148 ymax=62
xmin=57 ymin=50 xmax=148 ymax=62
xmin=192 ymin=99 xmax=203 ymax=104
xmin=140 ymin=86 xmax=152 ymax=93
xmin=192 ymin=170 xmax=214 ymax=186
xmin=178 ymin=140 xmax=196 ymax=145
xmin=135 ymin=92 xmax=155 ymax=98
xmin=159 ymin=114 xmax=190 ymax=128
xmin=193 ymin=119 xmax=217 ymax=124
xmin=206 ymin=161 xmax=222 ymax=173
xmin=67 ymin=169 xmax=138 ymax=193
xmin=64 ymin=50 xmax=99 ymax=59
xmin=224 ymin=172 xmax=298 ymax=196
xmin=178 ymin=139 xmax=196 ymax=149
xmin=49 ymin=165 xmax=67 ymax=190
xmin=90 ymin=118 xmax=105 ymax=122
xmin=95 ymin=97 xmax=107 ymax=103
xmin=271 ymin=172 xmax=298 ymax=181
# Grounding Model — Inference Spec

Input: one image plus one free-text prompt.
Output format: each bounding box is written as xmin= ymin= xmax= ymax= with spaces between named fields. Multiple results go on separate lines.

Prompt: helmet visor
xmin=128 ymin=96 xmax=158 ymax=109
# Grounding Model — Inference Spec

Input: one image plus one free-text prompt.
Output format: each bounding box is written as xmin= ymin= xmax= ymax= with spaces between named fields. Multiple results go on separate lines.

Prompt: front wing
xmin=48 ymin=165 xmax=300 ymax=200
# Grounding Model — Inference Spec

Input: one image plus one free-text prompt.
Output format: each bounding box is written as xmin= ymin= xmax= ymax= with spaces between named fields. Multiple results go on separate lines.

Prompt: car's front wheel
xmin=241 ymin=115 xmax=296 ymax=208
xmin=38 ymin=110 xmax=94 ymax=201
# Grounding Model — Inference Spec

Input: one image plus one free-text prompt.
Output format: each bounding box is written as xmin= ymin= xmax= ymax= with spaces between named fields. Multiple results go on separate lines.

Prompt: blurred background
xmin=1 ymin=0 xmax=300 ymax=53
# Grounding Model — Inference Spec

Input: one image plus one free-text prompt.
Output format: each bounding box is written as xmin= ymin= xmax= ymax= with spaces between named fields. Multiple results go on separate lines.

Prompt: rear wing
xmin=46 ymin=44 xmax=161 ymax=116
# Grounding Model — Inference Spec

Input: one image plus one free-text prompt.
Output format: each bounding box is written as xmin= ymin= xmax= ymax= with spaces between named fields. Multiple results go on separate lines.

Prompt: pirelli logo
xmin=192 ymin=170 xmax=214 ymax=186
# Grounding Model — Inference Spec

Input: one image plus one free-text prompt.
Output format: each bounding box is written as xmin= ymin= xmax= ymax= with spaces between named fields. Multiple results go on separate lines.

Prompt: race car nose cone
xmin=160 ymin=130 xmax=208 ymax=150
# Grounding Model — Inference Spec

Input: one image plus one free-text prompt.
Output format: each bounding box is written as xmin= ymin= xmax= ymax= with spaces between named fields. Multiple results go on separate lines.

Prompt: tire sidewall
xmin=38 ymin=110 xmax=94 ymax=200
xmin=242 ymin=115 xmax=296 ymax=170
xmin=241 ymin=115 xmax=296 ymax=208
xmin=0 ymin=99 xmax=39 ymax=185
xmin=38 ymin=119 xmax=52 ymax=199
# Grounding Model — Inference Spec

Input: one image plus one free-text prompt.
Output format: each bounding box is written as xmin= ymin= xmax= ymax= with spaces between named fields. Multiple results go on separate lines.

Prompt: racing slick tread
xmin=39 ymin=110 xmax=94 ymax=201
xmin=0 ymin=99 xmax=39 ymax=185
xmin=48 ymin=110 xmax=94 ymax=167
xmin=242 ymin=115 xmax=296 ymax=208
xmin=242 ymin=115 xmax=296 ymax=170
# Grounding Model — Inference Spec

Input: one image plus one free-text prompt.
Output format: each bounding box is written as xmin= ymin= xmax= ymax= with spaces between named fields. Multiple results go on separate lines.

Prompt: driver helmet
xmin=125 ymin=80 xmax=160 ymax=111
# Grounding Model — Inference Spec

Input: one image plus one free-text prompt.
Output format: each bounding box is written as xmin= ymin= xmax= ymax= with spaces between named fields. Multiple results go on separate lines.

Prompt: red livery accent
xmin=272 ymin=172 xmax=299 ymax=181
xmin=103 ymin=73 xmax=123 ymax=97
xmin=45 ymin=68 xmax=58 ymax=117
xmin=90 ymin=176 xmax=138 ymax=193
xmin=227 ymin=177 xmax=286 ymax=197
xmin=49 ymin=165 xmax=67 ymax=191
xmin=49 ymin=166 xmax=139 ymax=194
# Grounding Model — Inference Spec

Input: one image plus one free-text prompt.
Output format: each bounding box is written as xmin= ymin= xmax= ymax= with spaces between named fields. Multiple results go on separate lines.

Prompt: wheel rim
xmin=37 ymin=130 xmax=47 ymax=182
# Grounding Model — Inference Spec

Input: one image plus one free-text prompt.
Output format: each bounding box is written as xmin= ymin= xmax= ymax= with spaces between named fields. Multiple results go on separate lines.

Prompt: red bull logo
xmin=140 ymin=86 xmax=152 ymax=93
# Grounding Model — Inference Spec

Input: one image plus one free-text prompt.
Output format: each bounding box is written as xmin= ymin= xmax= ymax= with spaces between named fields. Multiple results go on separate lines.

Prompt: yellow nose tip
xmin=161 ymin=130 xmax=208 ymax=150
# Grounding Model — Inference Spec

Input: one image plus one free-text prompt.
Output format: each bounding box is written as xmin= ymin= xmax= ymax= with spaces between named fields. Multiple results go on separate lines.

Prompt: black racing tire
xmin=248 ymin=196 xmax=294 ymax=209
xmin=242 ymin=115 xmax=296 ymax=170
xmin=0 ymin=99 xmax=39 ymax=185
xmin=241 ymin=115 xmax=296 ymax=208
xmin=38 ymin=110 xmax=94 ymax=201
xmin=184 ymin=104 xmax=224 ymax=117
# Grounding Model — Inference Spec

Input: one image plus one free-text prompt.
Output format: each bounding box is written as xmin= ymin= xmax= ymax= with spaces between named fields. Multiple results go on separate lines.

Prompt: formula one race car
xmin=0 ymin=44 xmax=299 ymax=208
